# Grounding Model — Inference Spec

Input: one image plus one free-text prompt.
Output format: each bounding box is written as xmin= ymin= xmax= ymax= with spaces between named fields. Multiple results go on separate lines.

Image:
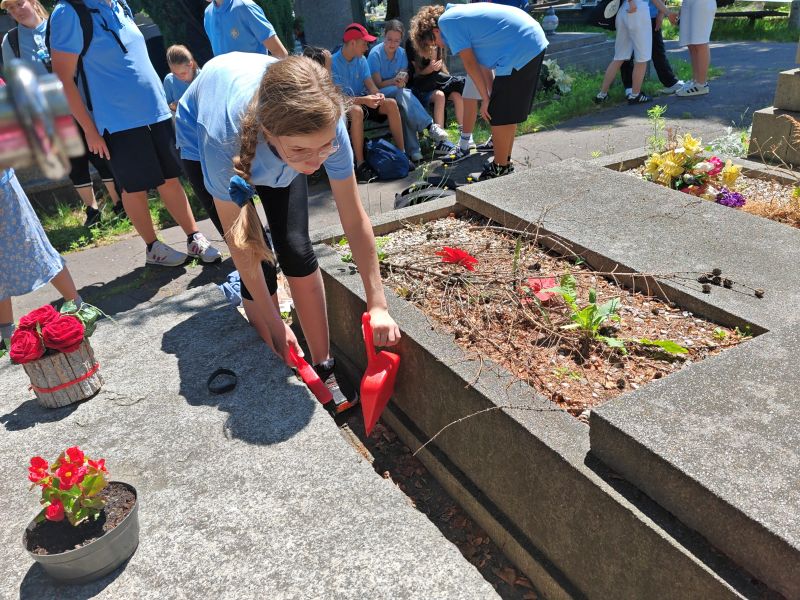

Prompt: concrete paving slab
xmin=0 ymin=285 xmax=498 ymax=600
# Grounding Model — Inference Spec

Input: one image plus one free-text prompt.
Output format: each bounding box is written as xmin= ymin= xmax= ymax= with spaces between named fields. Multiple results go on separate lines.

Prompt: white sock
xmin=596 ymin=91 xmax=608 ymax=99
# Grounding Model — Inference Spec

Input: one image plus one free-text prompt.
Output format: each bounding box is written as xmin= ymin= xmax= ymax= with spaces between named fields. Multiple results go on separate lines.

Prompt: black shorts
xmin=440 ymin=75 xmax=465 ymax=97
xmin=362 ymin=105 xmax=388 ymax=123
xmin=69 ymin=127 xmax=115 ymax=187
xmin=239 ymin=175 xmax=317 ymax=302
xmin=488 ymin=50 xmax=545 ymax=126
xmin=104 ymin=119 xmax=183 ymax=193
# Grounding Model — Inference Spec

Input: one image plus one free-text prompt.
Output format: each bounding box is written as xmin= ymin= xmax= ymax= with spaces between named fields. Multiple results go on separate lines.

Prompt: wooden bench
xmin=713 ymin=9 xmax=785 ymax=25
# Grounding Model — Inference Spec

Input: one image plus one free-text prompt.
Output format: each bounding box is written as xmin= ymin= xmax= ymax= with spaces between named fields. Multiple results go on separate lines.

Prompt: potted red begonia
xmin=23 ymin=446 xmax=139 ymax=583
xmin=8 ymin=301 xmax=103 ymax=408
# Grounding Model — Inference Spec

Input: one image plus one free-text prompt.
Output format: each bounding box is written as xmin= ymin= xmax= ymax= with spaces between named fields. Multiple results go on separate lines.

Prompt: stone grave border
xmin=311 ymin=155 xmax=798 ymax=598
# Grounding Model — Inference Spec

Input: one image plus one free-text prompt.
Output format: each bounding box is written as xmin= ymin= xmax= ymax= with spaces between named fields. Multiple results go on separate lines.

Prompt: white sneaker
xmin=660 ymin=80 xmax=684 ymax=94
xmin=427 ymin=123 xmax=450 ymax=143
xmin=187 ymin=232 xmax=221 ymax=263
xmin=146 ymin=240 xmax=187 ymax=267
xmin=676 ymin=81 xmax=709 ymax=97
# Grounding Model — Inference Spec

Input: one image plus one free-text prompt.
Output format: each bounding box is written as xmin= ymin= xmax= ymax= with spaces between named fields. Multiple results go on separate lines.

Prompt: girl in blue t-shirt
xmin=164 ymin=45 xmax=200 ymax=113
xmin=175 ymin=53 xmax=400 ymax=412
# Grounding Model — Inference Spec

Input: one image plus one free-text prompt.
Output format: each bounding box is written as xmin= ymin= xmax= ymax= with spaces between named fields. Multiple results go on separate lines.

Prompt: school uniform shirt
xmin=163 ymin=69 xmax=200 ymax=107
xmin=49 ymin=0 xmax=171 ymax=135
xmin=175 ymin=52 xmax=354 ymax=202
xmin=330 ymin=49 xmax=370 ymax=97
xmin=204 ymin=0 xmax=277 ymax=56
xmin=1 ymin=20 xmax=50 ymax=77
xmin=438 ymin=3 xmax=548 ymax=76
xmin=367 ymin=42 xmax=409 ymax=81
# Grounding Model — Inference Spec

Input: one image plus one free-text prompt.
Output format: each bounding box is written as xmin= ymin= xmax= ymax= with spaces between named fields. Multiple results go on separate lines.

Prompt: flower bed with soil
xmin=337 ymin=213 xmax=748 ymax=420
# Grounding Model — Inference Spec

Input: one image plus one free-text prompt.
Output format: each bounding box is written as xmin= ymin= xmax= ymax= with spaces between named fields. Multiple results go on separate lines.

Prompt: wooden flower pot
xmin=22 ymin=482 xmax=139 ymax=584
xmin=22 ymin=339 xmax=103 ymax=408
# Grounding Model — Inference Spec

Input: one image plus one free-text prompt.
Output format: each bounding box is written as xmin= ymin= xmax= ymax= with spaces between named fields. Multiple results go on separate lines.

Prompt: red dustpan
xmin=360 ymin=312 xmax=400 ymax=435
xmin=288 ymin=346 xmax=333 ymax=406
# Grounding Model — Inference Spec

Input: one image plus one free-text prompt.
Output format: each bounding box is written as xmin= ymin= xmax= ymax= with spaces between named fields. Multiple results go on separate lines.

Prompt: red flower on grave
xmin=436 ymin=246 xmax=478 ymax=271
xmin=9 ymin=328 xmax=45 ymax=364
xmin=88 ymin=458 xmax=107 ymax=473
xmin=525 ymin=277 xmax=558 ymax=303
xmin=45 ymin=498 xmax=65 ymax=522
xmin=56 ymin=461 xmax=88 ymax=490
xmin=681 ymin=185 xmax=707 ymax=197
xmin=41 ymin=315 xmax=85 ymax=354
xmin=28 ymin=457 xmax=50 ymax=484
xmin=18 ymin=304 xmax=59 ymax=331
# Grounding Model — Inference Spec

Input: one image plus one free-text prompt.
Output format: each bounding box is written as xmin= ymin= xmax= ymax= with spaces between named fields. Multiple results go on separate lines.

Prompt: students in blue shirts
xmin=204 ymin=0 xmax=287 ymax=58
xmin=175 ymin=53 xmax=400 ymax=410
xmin=331 ymin=23 xmax=406 ymax=182
xmin=163 ymin=45 xmax=200 ymax=113
xmin=50 ymin=0 xmax=220 ymax=267
xmin=411 ymin=3 xmax=548 ymax=180
xmin=368 ymin=20 xmax=455 ymax=162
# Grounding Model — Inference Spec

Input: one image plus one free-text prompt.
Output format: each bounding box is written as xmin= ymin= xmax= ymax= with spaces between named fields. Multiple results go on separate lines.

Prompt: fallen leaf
xmin=492 ymin=566 xmax=517 ymax=586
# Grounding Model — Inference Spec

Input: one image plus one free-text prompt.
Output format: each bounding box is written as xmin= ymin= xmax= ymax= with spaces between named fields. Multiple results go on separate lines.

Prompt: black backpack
xmin=44 ymin=0 xmax=133 ymax=111
xmin=6 ymin=26 xmax=53 ymax=72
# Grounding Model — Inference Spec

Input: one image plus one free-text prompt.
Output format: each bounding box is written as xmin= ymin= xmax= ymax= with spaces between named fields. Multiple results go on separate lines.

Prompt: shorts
xmin=614 ymin=3 xmax=652 ymax=62
xmin=463 ymin=75 xmax=482 ymax=101
xmin=679 ymin=0 xmax=716 ymax=46
xmin=362 ymin=105 xmax=388 ymax=123
xmin=68 ymin=126 xmax=116 ymax=187
xmin=414 ymin=76 xmax=465 ymax=105
xmin=240 ymin=175 xmax=317 ymax=301
xmin=488 ymin=51 xmax=545 ymax=126
xmin=103 ymin=118 xmax=183 ymax=193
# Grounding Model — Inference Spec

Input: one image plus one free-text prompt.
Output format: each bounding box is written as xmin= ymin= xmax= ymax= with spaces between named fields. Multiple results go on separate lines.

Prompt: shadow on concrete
xmin=19 ymin=556 xmax=130 ymax=600
xmin=160 ymin=305 xmax=315 ymax=445
xmin=0 ymin=398 xmax=80 ymax=432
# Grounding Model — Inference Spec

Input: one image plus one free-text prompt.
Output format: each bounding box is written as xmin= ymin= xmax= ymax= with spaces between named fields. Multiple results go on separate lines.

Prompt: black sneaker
xmin=478 ymin=161 xmax=515 ymax=181
xmin=112 ymin=202 xmax=127 ymax=219
xmin=84 ymin=206 xmax=101 ymax=228
xmin=627 ymin=92 xmax=652 ymax=105
xmin=593 ymin=93 xmax=608 ymax=105
xmin=475 ymin=136 xmax=493 ymax=151
xmin=355 ymin=161 xmax=377 ymax=183
xmin=313 ymin=357 xmax=359 ymax=415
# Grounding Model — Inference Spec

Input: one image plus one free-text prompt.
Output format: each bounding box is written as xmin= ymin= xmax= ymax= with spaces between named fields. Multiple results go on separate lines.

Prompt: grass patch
xmin=661 ymin=15 xmax=798 ymax=42
xmin=41 ymin=179 xmax=207 ymax=254
xmin=444 ymin=58 xmax=724 ymax=141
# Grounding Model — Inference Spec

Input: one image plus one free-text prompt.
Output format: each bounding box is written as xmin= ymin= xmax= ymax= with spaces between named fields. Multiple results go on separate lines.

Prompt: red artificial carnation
xmin=436 ymin=246 xmax=478 ymax=271
xmin=41 ymin=315 xmax=85 ymax=354
xmin=45 ymin=498 xmax=65 ymax=522
xmin=28 ymin=457 xmax=50 ymax=484
xmin=56 ymin=461 xmax=88 ymax=490
xmin=18 ymin=304 xmax=59 ymax=331
xmin=9 ymin=328 xmax=45 ymax=364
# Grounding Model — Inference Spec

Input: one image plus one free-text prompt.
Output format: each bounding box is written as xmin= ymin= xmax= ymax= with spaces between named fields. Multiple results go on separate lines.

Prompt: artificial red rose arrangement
xmin=7 ymin=301 xmax=102 ymax=364
xmin=28 ymin=446 xmax=109 ymax=525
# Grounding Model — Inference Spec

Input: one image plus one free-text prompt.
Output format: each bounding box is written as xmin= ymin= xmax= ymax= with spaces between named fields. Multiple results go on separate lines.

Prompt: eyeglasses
xmin=275 ymin=137 xmax=340 ymax=163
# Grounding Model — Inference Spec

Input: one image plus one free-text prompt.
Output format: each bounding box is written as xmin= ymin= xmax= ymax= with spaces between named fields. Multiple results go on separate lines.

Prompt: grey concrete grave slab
xmin=0 ymin=285 xmax=498 ymax=600
xmin=314 ymin=197 xmax=782 ymax=599
xmin=452 ymin=159 xmax=800 ymax=597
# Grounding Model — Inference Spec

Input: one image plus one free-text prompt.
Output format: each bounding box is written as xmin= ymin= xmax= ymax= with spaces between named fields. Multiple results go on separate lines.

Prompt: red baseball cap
xmin=343 ymin=23 xmax=377 ymax=43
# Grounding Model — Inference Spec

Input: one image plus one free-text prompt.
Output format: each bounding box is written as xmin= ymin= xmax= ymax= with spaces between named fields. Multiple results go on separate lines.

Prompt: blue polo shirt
xmin=204 ymin=0 xmax=277 ymax=56
xmin=1 ymin=20 xmax=50 ymax=77
xmin=438 ymin=3 xmax=548 ymax=76
xmin=49 ymin=0 xmax=170 ymax=134
xmin=175 ymin=52 xmax=354 ymax=201
xmin=163 ymin=70 xmax=199 ymax=106
xmin=367 ymin=43 xmax=409 ymax=81
xmin=331 ymin=50 xmax=371 ymax=97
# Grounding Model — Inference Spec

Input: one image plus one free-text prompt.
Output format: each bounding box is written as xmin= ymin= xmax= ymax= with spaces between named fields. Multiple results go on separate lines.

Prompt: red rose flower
xmin=436 ymin=246 xmax=478 ymax=271
xmin=41 ymin=315 xmax=85 ymax=354
xmin=45 ymin=498 xmax=65 ymax=522
xmin=56 ymin=461 xmax=88 ymax=490
xmin=65 ymin=446 xmax=85 ymax=466
xmin=28 ymin=456 xmax=50 ymax=483
xmin=18 ymin=305 xmax=59 ymax=331
xmin=9 ymin=329 xmax=45 ymax=364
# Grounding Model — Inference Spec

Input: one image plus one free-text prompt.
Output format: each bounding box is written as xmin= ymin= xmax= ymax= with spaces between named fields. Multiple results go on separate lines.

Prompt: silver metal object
xmin=0 ymin=60 xmax=84 ymax=178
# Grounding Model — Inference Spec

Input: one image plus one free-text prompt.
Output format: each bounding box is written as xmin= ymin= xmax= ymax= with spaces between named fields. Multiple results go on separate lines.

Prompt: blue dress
xmin=0 ymin=169 xmax=65 ymax=299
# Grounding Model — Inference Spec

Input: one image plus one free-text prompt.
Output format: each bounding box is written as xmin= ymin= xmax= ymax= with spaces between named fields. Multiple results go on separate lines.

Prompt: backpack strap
xmin=7 ymin=27 xmax=20 ymax=59
xmin=46 ymin=0 xmax=95 ymax=110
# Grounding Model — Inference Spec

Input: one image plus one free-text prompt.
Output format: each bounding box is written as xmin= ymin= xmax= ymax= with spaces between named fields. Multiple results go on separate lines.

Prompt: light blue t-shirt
xmin=439 ymin=3 xmax=548 ymax=76
xmin=175 ymin=52 xmax=354 ymax=201
xmin=163 ymin=70 xmax=199 ymax=106
xmin=1 ymin=20 xmax=50 ymax=77
xmin=331 ymin=50 xmax=371 ymax=97
xmin=367 ymin=43 xmax=409 ymax=81
xmin=204 ymin=0 xmax=277 ymax=56
xmin=49 ymin=0 xmax=171 ymax=135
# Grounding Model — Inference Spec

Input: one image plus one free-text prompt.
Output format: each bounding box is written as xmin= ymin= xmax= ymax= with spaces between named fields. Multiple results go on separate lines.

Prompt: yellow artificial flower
xmin=644 ymin=153 xmax=662 ymax=179
xmin=677 ymin=133 xmax=702 ymax=158
xmin=658 ymin=151 xmax=685 ymax=185
xmin=721 ymin=160 xmax=741 ymax=188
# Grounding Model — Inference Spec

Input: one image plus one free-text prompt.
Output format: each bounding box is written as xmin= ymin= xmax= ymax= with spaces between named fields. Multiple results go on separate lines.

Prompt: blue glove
xmin=228 ymin=175 xmax=255 ymax=208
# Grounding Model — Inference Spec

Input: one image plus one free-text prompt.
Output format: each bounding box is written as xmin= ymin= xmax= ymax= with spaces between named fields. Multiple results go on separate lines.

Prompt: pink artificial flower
xmin=707 ymin=156 xmax=723 ymax=177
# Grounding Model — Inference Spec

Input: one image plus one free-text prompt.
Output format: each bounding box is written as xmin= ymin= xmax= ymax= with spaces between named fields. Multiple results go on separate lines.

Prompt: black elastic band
xmin=207 ymin=368 xmax=237 ymax=395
